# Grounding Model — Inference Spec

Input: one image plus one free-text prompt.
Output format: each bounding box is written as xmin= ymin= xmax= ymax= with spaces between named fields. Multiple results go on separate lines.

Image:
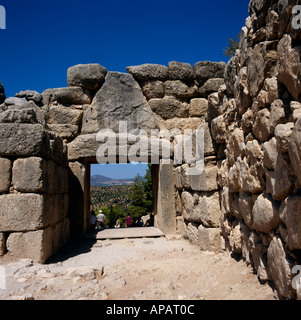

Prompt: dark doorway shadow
xmin=45 ymin=237 xmax=97 ymax=264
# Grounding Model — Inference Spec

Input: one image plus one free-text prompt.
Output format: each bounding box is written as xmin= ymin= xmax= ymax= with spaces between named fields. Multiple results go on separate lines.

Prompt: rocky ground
xmin=0 ymin=236 xmax=275 ymax=300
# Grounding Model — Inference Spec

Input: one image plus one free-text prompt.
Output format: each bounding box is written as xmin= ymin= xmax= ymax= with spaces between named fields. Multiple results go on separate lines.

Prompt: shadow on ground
xmin=45 ymin=237 xmax=97 ymax=264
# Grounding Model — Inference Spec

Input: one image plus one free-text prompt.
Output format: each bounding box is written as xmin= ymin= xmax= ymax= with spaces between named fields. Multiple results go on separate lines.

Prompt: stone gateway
xmin=1 ymin=0 xmax=301 ymax=300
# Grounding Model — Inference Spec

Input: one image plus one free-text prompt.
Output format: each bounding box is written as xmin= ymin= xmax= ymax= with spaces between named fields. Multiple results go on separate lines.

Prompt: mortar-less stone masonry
xmin=1 ymin=0 xmax=301 ymax=300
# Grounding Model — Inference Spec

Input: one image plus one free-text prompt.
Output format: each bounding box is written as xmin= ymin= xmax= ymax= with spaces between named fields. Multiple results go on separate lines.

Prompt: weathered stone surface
xmin=12 ymin=157 xmax=68 ymax=194
xmin=280 ymin=195 xmax=301 ymax=250
xmin=269 ymin=99 xmax=286 ymax=134
xmin=0 ymin=194 xmax=46 ymax=232
xmin=239 ymin=192 xmax=254 ymax=228
xmin=149 ymin=98 xmax=188 ymax=120
xmin=227 ymin=128 xmax=244 ymax=166
xmin=83 ymin=72 xmax=158 ymax=134
xmin=67 ymin=63 xmax=107 ymax=90
xmin=0 ymin=158 xmax=11 ymax=194
xmin=7 ymin=228 xmax=53 ymax=263
xmin=47 ymin=105 xmax=82 ymax=125
xmin=189 ymin=98 xmax=208 ymax=117
xmin=126 ymin=64 xmax=169 ymax=82
xmin=0 ymin=193 xmax=68 ymax=232
xmin=289 ymin=117 xmax=301 ymax=185
xmin=267 ymin=236 xmax=294 ymax=299
xmin=0 ymin=101 xmax=45 ymax=126
xmin=193 ymin=61 xmax=226 ymax=83
xmin=189 ymin=162 xmax=218 ymax=192
xmin=252 ymin=193 xmax=280 ymax=234
xmin=164 ymin=80 xmax=196 ymax=99
xmin=142 ymin=81 xmax=165 ymax=100
xmin=15 ymin=90 xmax=43 ymax=105
xmin=253 ymin=108 xmax=271 ymax=142
xmin=168 ymin=61 xmax=195 ymax=81
xmin=0 ymin=124 xmax=66 ymax=165
xmin=199 ymin=78 xmax=224 ymax=97
xmin=198 ymin=225 xmax=220 ymax=253
xmin=263 ymin=137 xmax=278 ymax=170
xmin=42 ymin=87 xmax=91 ymax=105
xmin=182 ymin=191 xmax=220 ymax=227
xmin=277 ymin=34 xmax=301 ymax=100
xmin=247 ymin=41 xmax=278 ymax=97
xmin=266 ymin=153 xmax=294 ymax=201
xmin=211 ymin=115 xmax=227 ymax=143
xmin=4 ymin=97 xmax=27 ymax=107
xmin=207 ymin=92 xmax=220 ymax=122
xmin=48 ymin=124 xmax=78 ymax=141
xmin=274 ymin=122 xmax=294 ymax=153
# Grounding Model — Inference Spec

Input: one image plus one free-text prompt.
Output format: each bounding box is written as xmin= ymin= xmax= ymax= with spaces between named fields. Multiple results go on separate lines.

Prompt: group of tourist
xmin=90 ymin=210 xmax=143 ymax=230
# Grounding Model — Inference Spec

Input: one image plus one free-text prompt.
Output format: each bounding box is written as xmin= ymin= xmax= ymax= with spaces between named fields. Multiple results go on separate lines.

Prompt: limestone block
xmin=189 ymin=98 xmax=208 ymax=117
xmin=277 ymin=34 xmax=301 ymax=101
xmin=238 ymin=192 xmax=254 ymax=229
xmin=186 ymin=222 xmax=199 ymax=245
xmin=67 ymin=63 xmax=107 ymax=90
xmin=274 ymin=122 xmax=294 ymax=153
xmin=48 ymin=124 xmax=78 ymax=141
xmin=15 ymin=90 xmax=43 ymax=105
xmin=211 ymin=115 xmax=227 ymax=143
xmin=168 ymin=61 xmax=195 ymax=81
xmin=289 ymin=117 xmax=301 ymax=185
xmin=142 ymin=81 xmax=165 ymax=100
xmin=182 ymin=190 xmax=220 ymax=227
xmin=252 ymin=193 xmax=280 ymax=234
xmin=0 ymin=101 xmax=46 ymax=126
xmin=176 ymin=216 xmax=187 ymax=238
xmin=12 ymin=157 xmax=68 ymax=194
xmin=269 ymin=99 xmax=286 ymax=134
xmin=164 ymin=80 xmax=196 ymax=99
xmin=0 ymin=158 xmax=11 ymax=193
xmin=247 ymin=41 xmax=278 ymax=98
xmin=188 ymin=162 xmax=218 ymax=192
xmin=7 ymin=228 xmax=53 ymax=263
xmin=193 ymin=61 xmax=226 ymax=83
xmin=0 ymin=193 xmax=67 ymax=232
xmin=253 ymin=108 xmax=272 ymax=142
xmin=263 ymin=137 xmax=278 ymax=170
xmin=149 ymin=98 xmax=188 ymax=120
xmin=227 ymin=128 xmax=244 ymax=166
xmin=198 ymin=78 xmax=224 ymax=98
xmin=280 ymin=195 xmax=301 ymax=250
xmin=126 ymin=64 xmax=169 ymax=82
xmin=42 ymin=87 xmax=91 ymax=105
xmin=0 ymin=124 xmax=66 ymax=165
xmin=198 ymin=225 xmax=220 ymax=253
xmin=267 ymin=236 xmax=294 ymax=299
xmin=47 ymin=105 xmax=83 ymax=125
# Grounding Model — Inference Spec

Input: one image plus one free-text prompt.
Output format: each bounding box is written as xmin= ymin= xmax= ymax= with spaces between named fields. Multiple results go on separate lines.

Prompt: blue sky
xmin=0 ymin=0 xmax=250 ymax=179
xmin=91 ymin=163 xmax=149 ymax=179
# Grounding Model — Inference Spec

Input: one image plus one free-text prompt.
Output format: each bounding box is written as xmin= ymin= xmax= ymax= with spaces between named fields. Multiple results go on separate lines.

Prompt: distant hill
xmin=91 ymin=174 xmax=134 ymax=186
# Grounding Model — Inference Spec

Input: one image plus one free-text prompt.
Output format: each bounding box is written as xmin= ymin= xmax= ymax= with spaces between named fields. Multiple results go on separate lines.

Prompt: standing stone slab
xmin=198 ymin=225 xmax=220 ymax=253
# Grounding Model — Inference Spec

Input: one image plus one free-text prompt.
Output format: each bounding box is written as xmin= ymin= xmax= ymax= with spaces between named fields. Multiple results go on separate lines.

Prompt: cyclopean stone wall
xmin=0 ymin=0 xmax=301 ymax=299
xmin=212 ymin=0 xmax=301 ymax=299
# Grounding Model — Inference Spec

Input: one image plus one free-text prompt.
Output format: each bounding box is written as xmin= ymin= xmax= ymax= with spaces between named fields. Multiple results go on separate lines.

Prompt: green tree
xmin=223 ymin=33 xmax=240 ymax=58
xmin=128 ymin=164 xmax=154 ymax=220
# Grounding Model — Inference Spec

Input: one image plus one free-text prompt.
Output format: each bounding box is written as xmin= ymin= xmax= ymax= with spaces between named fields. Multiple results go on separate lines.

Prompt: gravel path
xmin=0 ymin=236 xmax=275 ymax=300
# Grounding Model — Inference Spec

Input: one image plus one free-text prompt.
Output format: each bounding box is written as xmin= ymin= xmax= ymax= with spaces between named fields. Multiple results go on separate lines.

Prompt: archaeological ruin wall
xmin=0 ymin=0 xmax=301 ymax=299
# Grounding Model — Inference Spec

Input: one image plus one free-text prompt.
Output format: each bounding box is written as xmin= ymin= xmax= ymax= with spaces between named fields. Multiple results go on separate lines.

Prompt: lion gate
xmin=0 ymin=61 xmax=224 ymax=264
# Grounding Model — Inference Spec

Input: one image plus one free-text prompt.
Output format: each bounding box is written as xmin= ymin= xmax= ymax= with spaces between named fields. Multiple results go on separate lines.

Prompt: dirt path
xmin=0 ymin=237 xmax=275 ymax=300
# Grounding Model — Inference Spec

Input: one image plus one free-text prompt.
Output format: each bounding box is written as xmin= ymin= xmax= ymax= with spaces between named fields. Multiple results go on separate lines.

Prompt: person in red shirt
xmin=125 ymin=214 xmax=132 ymax=228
